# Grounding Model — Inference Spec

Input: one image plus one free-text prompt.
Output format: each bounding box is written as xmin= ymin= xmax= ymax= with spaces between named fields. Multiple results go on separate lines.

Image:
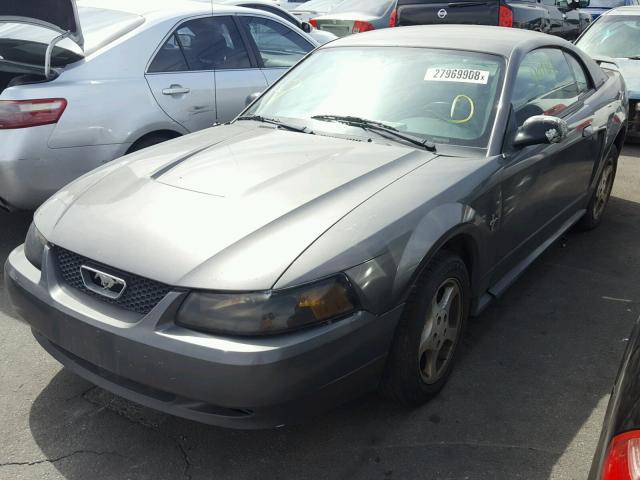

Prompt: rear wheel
xmin=578 ymin=145 xmax=618 ymax=231
xmin=380 ymin=251 xmax=470 ymax=405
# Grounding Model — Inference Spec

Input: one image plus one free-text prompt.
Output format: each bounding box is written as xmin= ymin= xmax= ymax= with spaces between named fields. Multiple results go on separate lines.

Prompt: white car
xmin=215 ymin=0 xmax=337 ymax=44
xmin=0 ymin=0 xmax=319 ymax=211
xmin=291 ymin=0 xmax=346 ymax=22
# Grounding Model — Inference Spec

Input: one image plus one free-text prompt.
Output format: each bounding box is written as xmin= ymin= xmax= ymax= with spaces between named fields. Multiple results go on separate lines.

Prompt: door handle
xmin=582 ymin=125 xmax=594 ymax=137
xmin=162 ymin=85 xmax=190 ymax=96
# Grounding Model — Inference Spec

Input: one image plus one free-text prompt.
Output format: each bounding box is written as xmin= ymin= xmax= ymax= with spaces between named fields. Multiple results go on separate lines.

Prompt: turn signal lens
xmin=389 ymin=8 xmax=398 ymax=27
xmin=499 ymin=5 xmax=513 ymax=27
xmin=176 ymin=275 xmax=360 ymax=336
xmin=353 ymin=21 xmax=375 ymax=33
xmin=602 ymin=431 xmax=640 ymax=480
xmin=309 ymin=18 xmax=318 ymax=28
xmin=0 ymin=98 xmax=67 ymax=129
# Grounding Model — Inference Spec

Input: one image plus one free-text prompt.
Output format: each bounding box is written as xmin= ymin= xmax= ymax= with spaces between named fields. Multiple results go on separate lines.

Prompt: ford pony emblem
xmin=80 ymin=265 xmax=127 ymax=299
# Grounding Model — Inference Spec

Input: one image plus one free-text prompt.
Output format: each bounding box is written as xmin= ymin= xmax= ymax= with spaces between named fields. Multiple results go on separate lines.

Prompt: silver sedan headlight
xmin=24 ymin=222 xmax=47 ymax=270
xmin=176 ymin=275 xmax=360 ymax=336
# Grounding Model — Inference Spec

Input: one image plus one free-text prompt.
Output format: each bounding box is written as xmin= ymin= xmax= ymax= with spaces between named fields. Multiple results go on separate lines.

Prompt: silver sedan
xmin=0 ymin=0 xmax=318 ymax=211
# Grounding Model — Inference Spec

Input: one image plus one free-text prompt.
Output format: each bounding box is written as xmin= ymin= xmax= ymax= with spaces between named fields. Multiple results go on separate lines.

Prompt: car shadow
xmin=0 ymin=210 xmax=32 ymax=317
xmin=19 ymin=149 xmax=640 ymax=480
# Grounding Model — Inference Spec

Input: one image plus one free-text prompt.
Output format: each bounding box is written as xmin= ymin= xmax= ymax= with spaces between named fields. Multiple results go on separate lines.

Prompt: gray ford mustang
xmin=5 ymin=25 xmax=627 ymax=429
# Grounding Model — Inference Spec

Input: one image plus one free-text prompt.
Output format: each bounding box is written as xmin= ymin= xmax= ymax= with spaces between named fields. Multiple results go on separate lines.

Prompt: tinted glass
xmin=148 ymin=34 xmax=189 ymax=72
xmin=246 ymin=47 xmax=504 ymax=148
xmin=565 ymin=53 xmax=590 ymax=94
xmin=512 ymin=49 xmax=582 ymax=126
xmin=178 ymin=17 xmax=251 ymax=71
xmin=242 ymin=16 xmax=313 ymax=68
xmin=577 ymin=15 xmax=640 ymax=58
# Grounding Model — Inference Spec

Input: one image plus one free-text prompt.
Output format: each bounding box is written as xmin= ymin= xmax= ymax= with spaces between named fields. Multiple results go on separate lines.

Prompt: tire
xmin=127 ymin=133 xmax=178 ymax=154
xmin=380 ymin=251 xmax=471 ymax=406
xmin=578 ymin=145 xmax=618 ymax=231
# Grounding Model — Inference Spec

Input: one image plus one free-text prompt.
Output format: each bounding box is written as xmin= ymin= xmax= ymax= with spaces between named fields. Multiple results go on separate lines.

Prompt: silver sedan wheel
xmin=593 ymin=163 xmax=614 ymax=220
xmin=418 ymin=278 xmax=463 ymax=385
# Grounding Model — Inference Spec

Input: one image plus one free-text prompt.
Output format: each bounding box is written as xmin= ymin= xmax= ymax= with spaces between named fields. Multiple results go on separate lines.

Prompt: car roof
xmin=603 ymin=5 xmax=640 ymax=15
xmin=325 ymin=24 xmax=573 ymax=57
xmin=216 ymin=0 xmax=282 ymax=5
xmin=76 ymin=0 xmax=239 ymax=21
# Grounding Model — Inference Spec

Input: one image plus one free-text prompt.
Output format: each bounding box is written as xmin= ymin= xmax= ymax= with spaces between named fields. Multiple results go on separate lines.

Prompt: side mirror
xmin=302 ymin=21 xmax=312 ymax=33
xmin=513 ymin=115 xmax=569 ymax=148
xmin=245 ymin=92 xmax=262 ymax=107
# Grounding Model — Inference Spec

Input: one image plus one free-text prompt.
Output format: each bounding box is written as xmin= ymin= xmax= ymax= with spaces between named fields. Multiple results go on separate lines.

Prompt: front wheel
xmin=380 ymin=251 xmax=470 ymax=405
xmin=578 ymin=145 xmax=618 ymax=231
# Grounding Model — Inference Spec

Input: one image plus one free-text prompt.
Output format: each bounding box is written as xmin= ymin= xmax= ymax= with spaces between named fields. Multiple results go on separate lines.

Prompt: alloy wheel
xmin=418 ymin=278 xmax=463 ymax=385
xmin=593 ymin=162 xmax=615 ymax=220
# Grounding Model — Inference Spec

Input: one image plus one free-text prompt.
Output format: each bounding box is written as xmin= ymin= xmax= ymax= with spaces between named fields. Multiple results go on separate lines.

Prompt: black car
xmin=394 ymin=0 xmax=592 ymax=40
xmin=589 ymin=317 xmax=640 ymax=480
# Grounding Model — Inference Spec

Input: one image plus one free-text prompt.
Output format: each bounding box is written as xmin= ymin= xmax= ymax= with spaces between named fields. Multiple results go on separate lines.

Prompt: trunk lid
xmin=0 ymin=0 xmax=84 ymax=47
xmin=397 ymin=0 xmax=500 ymax=26
xmin=313 ymin=13 xmax=376 ymax=36
xmin=0 ymin=0 xmax=84 ymax=89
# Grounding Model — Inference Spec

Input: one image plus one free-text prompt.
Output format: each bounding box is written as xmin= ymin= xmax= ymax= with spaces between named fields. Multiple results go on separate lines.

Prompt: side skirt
xmin=471 ymin=208 xmax=586 ymax=316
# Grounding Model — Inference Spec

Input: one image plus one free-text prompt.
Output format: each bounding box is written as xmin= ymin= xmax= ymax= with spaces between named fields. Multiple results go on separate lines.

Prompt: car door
xmin=558 ymin=0 xmax=581 ymax=39
xmin=541 ymin=0 xmax=565 ymax=37
xmin=238 ymin=14 xmax=315 ymax=85
xmin=209 ymin=15 xmax=268 ymax=124
xmin=494 ymin=48 xmax=598 ymax=282
xmin=145 ymin=18 xmax=218 ymax=132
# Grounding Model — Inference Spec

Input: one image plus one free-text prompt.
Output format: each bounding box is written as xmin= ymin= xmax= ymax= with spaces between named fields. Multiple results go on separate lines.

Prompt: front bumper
xmin=5 ymin=245 xmax=401 ymax=429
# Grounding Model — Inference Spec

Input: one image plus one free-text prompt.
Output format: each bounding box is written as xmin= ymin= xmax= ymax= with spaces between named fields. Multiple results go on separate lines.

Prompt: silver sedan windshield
xmin=246 ymin=47 xmax=505 ymax=148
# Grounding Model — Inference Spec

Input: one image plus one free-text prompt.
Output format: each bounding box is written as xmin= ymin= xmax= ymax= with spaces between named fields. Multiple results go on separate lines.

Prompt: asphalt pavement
xmin=1 ymin=147 xmax=640 ymax=480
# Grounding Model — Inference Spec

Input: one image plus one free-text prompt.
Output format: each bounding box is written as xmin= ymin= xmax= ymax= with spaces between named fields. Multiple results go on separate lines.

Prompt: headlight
xmin=24 ymin=222 xmax=47 ymax=270
xmin=176 ymin=275 xmax=360 ymax=336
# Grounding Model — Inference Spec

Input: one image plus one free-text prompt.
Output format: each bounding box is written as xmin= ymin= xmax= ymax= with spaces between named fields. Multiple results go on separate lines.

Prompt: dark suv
xmin=395 ymin=0 xmax=592 ymax=40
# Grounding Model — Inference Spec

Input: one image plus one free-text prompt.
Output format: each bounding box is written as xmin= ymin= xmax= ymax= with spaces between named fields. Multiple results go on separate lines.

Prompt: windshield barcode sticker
xmin=425 ymin=68 xmax=490 ymax=84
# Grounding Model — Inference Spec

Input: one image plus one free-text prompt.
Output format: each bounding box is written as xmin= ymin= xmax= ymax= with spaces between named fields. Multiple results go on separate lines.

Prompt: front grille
xmin=53 ymin=247 xmax=172 ymax=315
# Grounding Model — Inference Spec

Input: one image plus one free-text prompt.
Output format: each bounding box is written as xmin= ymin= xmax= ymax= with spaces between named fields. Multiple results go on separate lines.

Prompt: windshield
xmin=294 ymin=0 xmax=345 ymax=11
xmin=330 ymin=0 xmax=394 ymax=16
xmin=577 ymin=15 xmax=640 ymax=58
xmin=245 ymin=47 xmax=504 ymax=148
xmin=585 ymin=0 xmax=625 ymax=7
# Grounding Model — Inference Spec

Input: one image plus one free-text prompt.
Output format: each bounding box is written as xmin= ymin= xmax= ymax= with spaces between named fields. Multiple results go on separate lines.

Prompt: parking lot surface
xmin=1 ymin=147 xmax=640 ymax=480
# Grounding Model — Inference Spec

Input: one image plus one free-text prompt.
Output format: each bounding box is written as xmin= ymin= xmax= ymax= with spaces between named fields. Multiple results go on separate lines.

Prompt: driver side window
xmin=511 ymin=48 xmax=582 ymax=127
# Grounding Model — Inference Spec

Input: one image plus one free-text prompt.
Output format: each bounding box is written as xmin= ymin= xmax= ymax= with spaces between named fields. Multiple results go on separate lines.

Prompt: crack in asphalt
xmin=0 ymin=450 xmax=126 ymax=469
xmin=80 ymin=387 xmax=192 ymax=479
xmin=174 ymin=436 xmax=193 ymax=480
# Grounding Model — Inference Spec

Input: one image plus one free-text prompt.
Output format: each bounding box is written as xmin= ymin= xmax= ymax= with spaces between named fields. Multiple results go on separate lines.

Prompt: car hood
xmin=39 ymin=124 xmax=435 ymax=291
xmin=612 ymin=58 xmax=640 ymax=98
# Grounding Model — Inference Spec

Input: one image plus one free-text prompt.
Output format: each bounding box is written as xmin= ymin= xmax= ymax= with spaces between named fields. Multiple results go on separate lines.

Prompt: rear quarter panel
xmin=0 ymin=16 xmax=188 ymax=154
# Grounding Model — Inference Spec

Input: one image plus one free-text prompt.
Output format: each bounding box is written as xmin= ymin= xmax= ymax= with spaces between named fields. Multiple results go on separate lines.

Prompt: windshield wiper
xmin=626 ymin=56 xmax=640 ymax=60
xmin=311 ymin=115 xmax=436 ymax=152
xmin=237 ymin=115 xmax=311 ymax=134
